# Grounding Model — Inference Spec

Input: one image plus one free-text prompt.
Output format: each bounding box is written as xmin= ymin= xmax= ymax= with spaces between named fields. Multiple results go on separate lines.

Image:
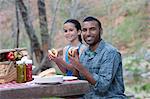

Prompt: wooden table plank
xmin=0 ymin=80 xmax=90 ymax=99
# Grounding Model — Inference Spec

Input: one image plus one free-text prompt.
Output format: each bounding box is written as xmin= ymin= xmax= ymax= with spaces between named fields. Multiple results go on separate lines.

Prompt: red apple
xmin=6 ymin=52 xmax=15 ymax=60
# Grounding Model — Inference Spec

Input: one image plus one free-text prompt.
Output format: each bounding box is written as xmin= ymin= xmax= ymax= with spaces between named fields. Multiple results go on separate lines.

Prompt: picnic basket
xmin=0 ymin=48 xmax=27 ymax=83
xmin=0 ymin=61 xmax=17 ymax=83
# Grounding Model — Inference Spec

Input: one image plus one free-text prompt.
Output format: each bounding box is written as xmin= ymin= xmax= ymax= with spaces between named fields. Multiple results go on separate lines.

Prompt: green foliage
xmin=115 ymin=15 xmax=142 ymax=43
xmin=59 ymin=0 xmax=70 ymax=19
xmin=123 ymin=0 xmax=147 ymax=15
xmin=123 ymin=56 xmax=143 ymax=73
xmin=42 ymin=97 xmax=64 ymax=99
xmin=89 ymin=1 xmax=107 ymax=16
xmin=0 ymin=0 xmax=15 ymax=11
xmin=126 ymin=83 xmax=150 ymax=98
xmin=141 ymin=83 xmax=150 ymax=92
xmin=124 ymin=53 xmax=150 ymax=98
xmin=1 ymin=39 xmax=14 ymax=49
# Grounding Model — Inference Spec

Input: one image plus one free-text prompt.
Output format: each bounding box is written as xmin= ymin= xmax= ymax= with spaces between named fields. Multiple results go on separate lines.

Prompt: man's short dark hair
xmin=83 ymin=16 xmax=102 ymax=29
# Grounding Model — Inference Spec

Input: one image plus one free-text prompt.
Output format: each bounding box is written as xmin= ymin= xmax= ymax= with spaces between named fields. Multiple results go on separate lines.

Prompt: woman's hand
xmin=48 ymin=52 xmax=61 ymax=63
xmin=48 ymin=52 xmax=54 ymax=60
xmin=48 ymin=53 xmax=67 ymax=73
xmin=48 ymin=52 xmax=75 ymax=71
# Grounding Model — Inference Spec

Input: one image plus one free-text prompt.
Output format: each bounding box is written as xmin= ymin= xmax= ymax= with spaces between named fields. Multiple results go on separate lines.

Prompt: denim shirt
xmin=79 ymin=40 xmax=126 ymax=99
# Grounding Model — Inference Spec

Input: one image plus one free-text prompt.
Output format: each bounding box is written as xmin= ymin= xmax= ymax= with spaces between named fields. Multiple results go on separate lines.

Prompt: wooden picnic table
xmin=0 ymin=80 xmax=90 ymax=99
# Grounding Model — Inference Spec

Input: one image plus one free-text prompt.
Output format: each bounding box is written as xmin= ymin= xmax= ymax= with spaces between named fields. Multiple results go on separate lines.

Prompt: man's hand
xmin=69 ymin=50 xmax=96 ymax=85
xmin=68 ymin=49 xmax=84 ymax=71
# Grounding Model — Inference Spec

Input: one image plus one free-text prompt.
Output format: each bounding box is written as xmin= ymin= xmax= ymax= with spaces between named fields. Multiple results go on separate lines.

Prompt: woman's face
xmin=63 ymin=23 xmax=79 ymax=42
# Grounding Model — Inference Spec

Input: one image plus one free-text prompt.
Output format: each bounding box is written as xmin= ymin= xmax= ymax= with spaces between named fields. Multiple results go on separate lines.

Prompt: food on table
xmin=38 ymin=68 xmax=56 ymax=77
xmin=6 ymin=52 xmax=15 ymax=61
xmin=14 ymin=51 xmax=23 ymax=61
xmin=25 ymin=60 xmax=32 ymax=81
xmin=5 ymin=51 xmax=23 ymax=61
xmin=16 ymin=61 xmax=25 ymax=83
xmin=68 ymin=47 xmax=78 ymax=57
xmin=48 ymin=48 xmax=58 ymax=57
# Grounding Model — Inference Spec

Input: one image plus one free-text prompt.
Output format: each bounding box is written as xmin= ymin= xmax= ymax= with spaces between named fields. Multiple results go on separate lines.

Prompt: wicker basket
xmin=0 ymin=48 xmax=28 ymax=83
xmin=0 ymin=61 xmax=17 ymax=84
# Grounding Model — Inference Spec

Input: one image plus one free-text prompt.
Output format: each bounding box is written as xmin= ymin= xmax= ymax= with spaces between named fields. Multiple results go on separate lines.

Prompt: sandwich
xmin=68 ymin=47 xmax=78 ymax=57
xmin=48 ymin=48 xmax=58 ymax=57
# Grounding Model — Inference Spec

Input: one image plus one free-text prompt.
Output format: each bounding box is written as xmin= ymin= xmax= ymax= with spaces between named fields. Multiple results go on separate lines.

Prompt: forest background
xmin=0 ymin=0 xmax=150 ymax=98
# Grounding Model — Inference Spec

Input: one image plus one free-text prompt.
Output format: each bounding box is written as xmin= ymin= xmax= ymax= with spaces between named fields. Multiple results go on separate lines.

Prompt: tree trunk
xmin=49 ymin=0 xmax=60 ymax=46
xmin=38 ymin=0 xmax=49 ymax=54
xmin=16 ymin=0 xmax=43 ymax=65
xmin=37 ymin=0 xmax=52 ymax=71
xmin=15 ymin=0 xmax=20 ymax=48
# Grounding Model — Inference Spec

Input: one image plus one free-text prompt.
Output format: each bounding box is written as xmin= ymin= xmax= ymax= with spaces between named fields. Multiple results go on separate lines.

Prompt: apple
xmin=6 ymin=52 xmax=15 ymax=61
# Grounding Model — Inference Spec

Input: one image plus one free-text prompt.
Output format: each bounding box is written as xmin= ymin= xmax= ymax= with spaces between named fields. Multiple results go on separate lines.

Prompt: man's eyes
xmin=90 ymin=27 xmax=96 ymax=31
xmin=82 ymin=28 xmax=96 ymax=32
xmin=82 ymin=28 xmax=87 ymax=32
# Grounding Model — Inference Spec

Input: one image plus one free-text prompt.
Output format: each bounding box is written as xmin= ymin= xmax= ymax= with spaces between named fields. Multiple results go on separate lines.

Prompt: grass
xmin=123 ymin=54 xmax=150 ymax=99
xmin=42 ymin=97 xmax=64 ymax=99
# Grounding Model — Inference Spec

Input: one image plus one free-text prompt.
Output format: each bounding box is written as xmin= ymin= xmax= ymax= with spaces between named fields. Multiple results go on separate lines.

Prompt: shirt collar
xmin=85 ymin=39 xmax=105 ymax=57
xmin=95 ymin=39 xmax=105 ymax=53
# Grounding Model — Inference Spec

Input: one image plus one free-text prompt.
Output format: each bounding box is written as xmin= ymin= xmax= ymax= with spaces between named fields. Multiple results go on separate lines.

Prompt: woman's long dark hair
xmin=64 ymin=19 xmax=82 ymax=43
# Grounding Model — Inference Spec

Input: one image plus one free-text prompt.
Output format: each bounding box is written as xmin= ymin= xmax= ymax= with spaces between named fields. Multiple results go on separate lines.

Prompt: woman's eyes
xmin=64 ymin=29 xmax=74 ymax=32
xmin=69 ymin=29 xmax=73 ymax=31
xmin=64 ymin=30 xmax=67 ymax=32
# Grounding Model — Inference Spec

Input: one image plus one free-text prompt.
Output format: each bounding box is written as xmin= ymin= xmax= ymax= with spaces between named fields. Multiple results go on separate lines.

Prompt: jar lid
xmin=16 ymin=61 xmax=23 ymax=64
xmin=25 ymin=60 xmax=32 ymax=64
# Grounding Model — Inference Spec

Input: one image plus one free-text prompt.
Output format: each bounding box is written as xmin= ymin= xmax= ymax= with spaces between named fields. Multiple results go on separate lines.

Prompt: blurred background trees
xmin=0 ymin=0 xmax=150 ymax=98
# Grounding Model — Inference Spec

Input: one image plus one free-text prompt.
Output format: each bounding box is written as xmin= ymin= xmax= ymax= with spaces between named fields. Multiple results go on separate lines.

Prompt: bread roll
xmin=38 ymin=68 xmax=56 ymax=77
xmin=48 ymin=48 xmax=58 ymax=57
xmin=68 ymin=47 xmax=78 ymax=57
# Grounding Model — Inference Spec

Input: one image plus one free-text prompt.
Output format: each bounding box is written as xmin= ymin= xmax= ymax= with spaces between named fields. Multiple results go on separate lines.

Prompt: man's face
xmin=82 ymin=21 xmax=101 ymax=46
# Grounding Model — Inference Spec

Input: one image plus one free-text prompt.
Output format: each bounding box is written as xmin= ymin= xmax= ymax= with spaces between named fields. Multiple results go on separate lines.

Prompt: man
xmin=69 ymin=16 xmax=126 ymax=99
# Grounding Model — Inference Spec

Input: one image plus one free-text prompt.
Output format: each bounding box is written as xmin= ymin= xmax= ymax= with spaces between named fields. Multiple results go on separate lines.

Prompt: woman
xmin=48 ymin=19 xmax=87 ymax=76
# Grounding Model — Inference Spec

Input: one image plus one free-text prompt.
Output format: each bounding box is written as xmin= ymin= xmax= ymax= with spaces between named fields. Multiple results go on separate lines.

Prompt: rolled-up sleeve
xmin=79 ymin=40 xmax=126 ymax=98
xmin=93 ymin=51 xmax=121 ymax=93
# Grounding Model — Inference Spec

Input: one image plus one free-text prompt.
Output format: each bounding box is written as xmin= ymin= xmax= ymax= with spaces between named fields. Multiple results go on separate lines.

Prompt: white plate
xmin=32 ymin=75 xmax=63 ymax=84
xmin=63 ymin=76 xmax=78 ymax=81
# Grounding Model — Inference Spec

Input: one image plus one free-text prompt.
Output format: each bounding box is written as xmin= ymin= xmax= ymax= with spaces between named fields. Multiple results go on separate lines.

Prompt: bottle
xmin=23 ymin=62 xmax=27 ymax=82
xmin=21 ymin=56 xmax=28 ymax=82
xmin=16 ymin=61 xmax=25 ymax=83
xmin=25 ymin=60 xmax=32 ymax=81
